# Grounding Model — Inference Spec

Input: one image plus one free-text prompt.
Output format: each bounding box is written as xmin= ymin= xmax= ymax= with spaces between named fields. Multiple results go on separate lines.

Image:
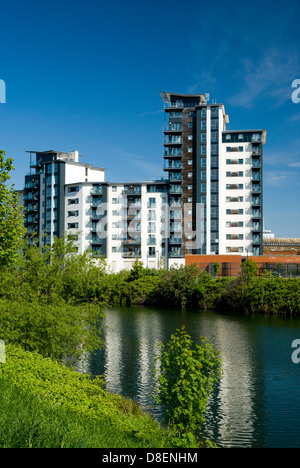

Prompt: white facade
xmin=219 ymin=139 xmax=254 ymax=255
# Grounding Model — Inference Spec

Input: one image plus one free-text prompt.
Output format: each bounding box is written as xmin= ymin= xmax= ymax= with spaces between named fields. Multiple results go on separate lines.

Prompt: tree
xmin=240 ymin=258 xmax=258 ymax=282
xmin=154 ymin=326 xmax=222 ymax=446
xmin=0 ymin=150 xmax=25 ymax=266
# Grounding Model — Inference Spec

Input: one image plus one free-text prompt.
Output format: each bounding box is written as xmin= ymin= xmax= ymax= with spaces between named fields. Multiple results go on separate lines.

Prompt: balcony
xmin=170 ymin=237 xmax=182 ymax=244
xmin=91 ymin=212 xmax=105 ymax=220
xmin=252 ymin=210 xmax=261 ymax=218
xmin=169 ymin=173 xmax=182 ymax=182
xmin=169 ymin=185 xmax=182 ymax=194
xmin=252 ymin=223 xmax=261 ymax=232
xmin=252 ymin=197 xmax=261 ymax=206
xmin=163 ymin=124 xmax=182 ymax=133
xmin=252 ymin=184 xmax=261 ymax=193
xmin=252 ymin=236 xmax=261 ymax=244
xmin=163 ymin=161 xmax=182 ymax=170
xmin=91 ymin=187 xmax=103 ymax=196
xmin=163 ymin=136 xmax=182 ymax=146
xmin=91 ymin=201 xmax=102 ymax=208
xmin=123 ymin=186 xmax=142 ymax=195
xmin=91 ymin=236 xmax=102 ymax=245
xmin=122 ymin=250 xmax=141 ymax=258
xmin=122 ymin=237 xmax=141 ymax=245
xmin=163 ymin=150 xmax=182 ymax=158
xmin=251 ymin=135 xmax=261 ymax=143
xmin=169 ymin=248 xmax=183 ymax=258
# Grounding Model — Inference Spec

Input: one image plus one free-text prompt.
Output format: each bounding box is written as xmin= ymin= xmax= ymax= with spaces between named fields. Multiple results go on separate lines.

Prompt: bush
xmin=154 ymin=327 xmax=222 ymax=447
xmin=0 ymin=298 xmax=103 ymax=365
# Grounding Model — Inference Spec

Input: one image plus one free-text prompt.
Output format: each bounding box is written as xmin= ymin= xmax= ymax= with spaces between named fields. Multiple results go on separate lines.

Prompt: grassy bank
xmin=0 ymin=344 xmax=178 ymax=448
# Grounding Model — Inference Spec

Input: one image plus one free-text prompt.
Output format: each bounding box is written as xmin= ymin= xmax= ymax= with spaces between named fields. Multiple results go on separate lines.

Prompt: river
xmin=82 ymin=305 xmax=300 ymax=448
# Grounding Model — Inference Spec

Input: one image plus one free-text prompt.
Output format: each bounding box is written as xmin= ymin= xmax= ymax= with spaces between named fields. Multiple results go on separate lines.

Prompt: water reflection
xmin=86 ymin=306 xmax=300 ymax=448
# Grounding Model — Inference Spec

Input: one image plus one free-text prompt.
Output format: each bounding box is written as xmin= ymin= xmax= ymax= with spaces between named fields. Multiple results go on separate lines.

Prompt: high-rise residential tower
xmin=160 ymin=92 xmax=266 ymax=258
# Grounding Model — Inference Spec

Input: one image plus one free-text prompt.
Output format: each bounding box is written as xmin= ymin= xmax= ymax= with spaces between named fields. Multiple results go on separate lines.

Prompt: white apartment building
xmin=23 ymin=92 xmax=266 ymax=271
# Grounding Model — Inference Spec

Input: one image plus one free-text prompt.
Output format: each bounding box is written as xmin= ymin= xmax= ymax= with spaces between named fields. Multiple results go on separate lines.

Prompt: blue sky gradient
xmin=0 ymin=0 xmax=299 ymax=236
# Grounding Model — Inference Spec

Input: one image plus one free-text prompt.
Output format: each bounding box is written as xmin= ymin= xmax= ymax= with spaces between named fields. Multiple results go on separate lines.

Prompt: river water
xmin=84 ymin=305 xmax=300 ymax=448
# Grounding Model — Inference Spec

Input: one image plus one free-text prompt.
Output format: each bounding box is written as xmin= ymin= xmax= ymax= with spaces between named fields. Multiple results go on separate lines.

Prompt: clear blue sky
xmin=0 ymin=0 xmax=299 ymax=237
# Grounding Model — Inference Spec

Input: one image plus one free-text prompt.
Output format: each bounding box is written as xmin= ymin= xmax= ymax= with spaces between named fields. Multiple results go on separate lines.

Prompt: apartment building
xmin=24 ymin=150 xmax=176 ymax=271
xmin=23 ymin=92 xmax=266 ymax=271
xmin=160 ymin=92 xmax=266 ymax=257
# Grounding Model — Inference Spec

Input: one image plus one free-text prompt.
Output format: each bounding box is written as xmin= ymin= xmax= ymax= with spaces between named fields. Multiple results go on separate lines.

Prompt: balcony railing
xmin=123 ymin=187 xmax=142 ymax=195
xmin=122 ymin=238 xmax=141 ymax=245
xmin=163 ymin=161 xmax=182 ymax=170
xmin=91 ymin=187 xmax=103 ymax=195
xmin=122 ymin=251 xmax=141 ymax=258
xmin=163 ymin=137 xmax=183 ymax=145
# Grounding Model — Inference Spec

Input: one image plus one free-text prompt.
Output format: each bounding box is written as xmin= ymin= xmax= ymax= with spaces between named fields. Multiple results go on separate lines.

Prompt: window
xmin=112 ymin=247 xmax=117 ymax=252
xmin=188 ymin=122 xmax=193 ymax=128
xmin=201 ymin=158 xmax=206 ymax=167
xmin=201 ymin=133 xmax=206 ymax=143
xmin=200 ymin=183 xmax=206 ymax=192
xmin=188 ymin=160 xmax=193 ymax=165
xmin=148 ymin=222 xmax=156 ymax=233
xmin=188 ymin=197 xmax=193 ymax=202
xmin=188 ymin=147 xmax=193 ymax=153
xmin=112 ymin=210 xmax=118 ymax=216
xmin=68 ymin=198 xmax=79 ymax=205
xmin=201 ymin=121 xmax=206 ymax=130
xmin=112 ymin=198 xmax=117 ymax=204
xmin=201 ymin=146 xmax=206 ymax=155
xmin=148 ymin=247 xmax=155 ymax=257
xmin=68 ymin=186 xmax=79 ymax=193
xmin=239 ymin=147 xmax=243 ymax=152
xmin=68 ymin=222 xmax=78 ymax=229
xmin=201 ymin=171 xmax=206 ymax=180
xmin=148 ymin=198 xmax=156 ymax=208
xmin=112 ymin=222 xmax=119 ymax=228
xmin=188 ymin=184 xmax=193 ymax=190
xmin=112 ymin=186 xmax=117 ymax=192
xmin=188 ymin=172 xmax=193 ymax=178
xmin=68 ymin=210 xmax=78 ymax=217
xmin=188 ymin=135 xmax=193 ymax=140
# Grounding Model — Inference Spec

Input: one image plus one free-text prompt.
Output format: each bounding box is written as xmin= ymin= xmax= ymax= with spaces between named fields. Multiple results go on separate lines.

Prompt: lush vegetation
xmin=0 ymin=344 xmax=176 ymax=448
xmin=0 ymin=150 xmax=25 ymax=267
xmin=154 ymin=327 xmax=222 ymax=447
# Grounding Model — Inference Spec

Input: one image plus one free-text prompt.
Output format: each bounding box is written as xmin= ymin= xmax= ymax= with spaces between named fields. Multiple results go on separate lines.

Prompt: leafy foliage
xmin=0 ymin=150 xmax=25 ymax=266
xmin=154 ymin=326 xmax=222 ymax=447
xmin=0 ymin=344 xmax=173 ymax=448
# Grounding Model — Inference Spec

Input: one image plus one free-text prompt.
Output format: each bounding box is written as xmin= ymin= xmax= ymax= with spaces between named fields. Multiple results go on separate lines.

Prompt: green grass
xmin=0 ymin=345 xmax=174 ymax=448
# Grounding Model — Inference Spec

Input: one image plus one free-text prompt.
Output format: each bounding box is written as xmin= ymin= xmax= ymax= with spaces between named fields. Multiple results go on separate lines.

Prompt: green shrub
xmin=154 ymin=327 xmax=222 ymax=447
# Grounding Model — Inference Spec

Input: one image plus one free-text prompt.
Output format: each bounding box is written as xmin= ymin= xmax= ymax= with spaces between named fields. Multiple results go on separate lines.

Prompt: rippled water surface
xmin=85 ymin=306 xmax=300 ymax=448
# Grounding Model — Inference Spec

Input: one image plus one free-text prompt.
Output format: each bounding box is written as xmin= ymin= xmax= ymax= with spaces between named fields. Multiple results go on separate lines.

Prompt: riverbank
xmin=106 ymin=262 xmax=300 ymax=316
xmin=0 ymin=344 xmax=179 ymax=448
